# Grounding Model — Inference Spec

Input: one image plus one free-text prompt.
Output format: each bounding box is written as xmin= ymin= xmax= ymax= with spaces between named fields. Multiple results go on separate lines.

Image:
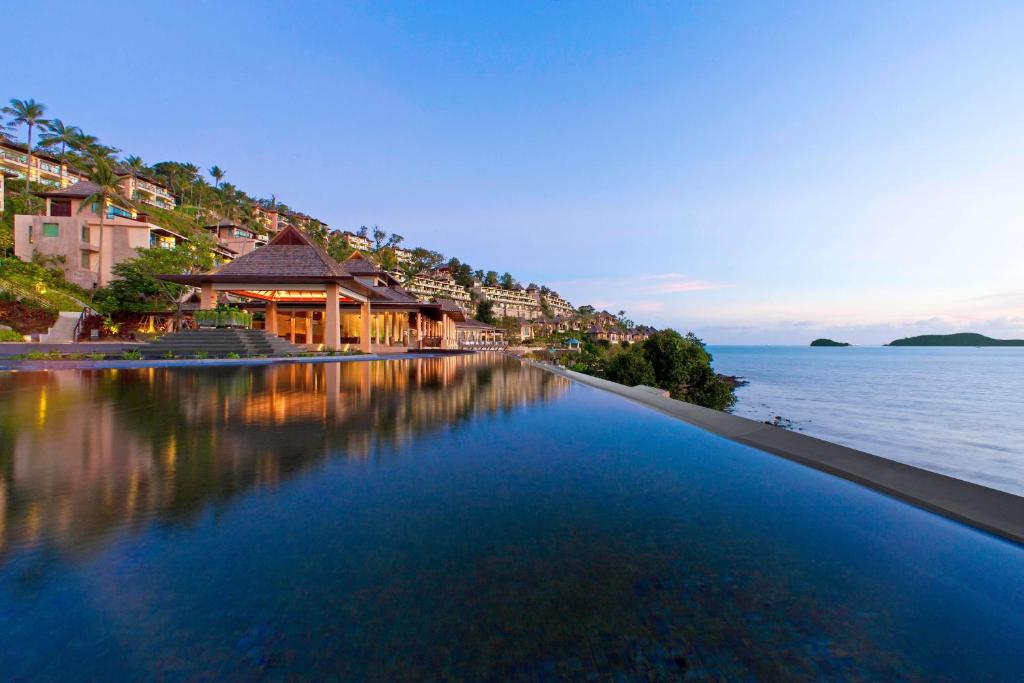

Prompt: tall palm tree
xmin=209 ymin=165 xmax=225 ymax=188
xmin=38 ymin=119 xmax=82 ymax=188
xmin=183 ymin=163 xmax=199 ymax=204
xmin=123 ymin=155 xmax=146 ymax=173
xmin=2 ymin=98 xmax=49 ymax=192
xmin=78 ymin=157 xmax=133 ymax=292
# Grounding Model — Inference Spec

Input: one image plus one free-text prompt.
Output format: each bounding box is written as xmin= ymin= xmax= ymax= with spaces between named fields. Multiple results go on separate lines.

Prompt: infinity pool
xmin=1 ymin=355 xmax=1021 ymax=680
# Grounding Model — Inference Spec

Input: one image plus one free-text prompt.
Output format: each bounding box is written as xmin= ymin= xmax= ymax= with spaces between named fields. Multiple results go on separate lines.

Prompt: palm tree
xmin=123 ymin=155 xmax=146 ymax=173
xmin=209 ymin=165 xmax=225 ymax=188
xmin=78 ymin=157 xmax=133 ymax=292
xmin=38 ymin=119 xmax=82 ymax=188
xmin=183 ymin=163 xmax=199 ymax=204
xmin=2 ymin=98 xmax=49 ymax=192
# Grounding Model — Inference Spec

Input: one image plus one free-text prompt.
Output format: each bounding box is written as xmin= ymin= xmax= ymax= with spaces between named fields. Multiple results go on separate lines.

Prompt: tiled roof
xmin=212 ymin=226 xmax=349 ymax=279
xmin=456 ymin=318 xmax=498 ymax=330
xmin=35 ymin=180 xmax=102 ymax=198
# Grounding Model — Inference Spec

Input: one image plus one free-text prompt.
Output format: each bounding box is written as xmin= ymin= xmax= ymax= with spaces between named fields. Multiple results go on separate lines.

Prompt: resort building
xmin=14 ymin=181 xmax=188 ymax=288
xmin=473 ymin=282 xmax=543 ymax=320
xmin=405 ymin=269 xmax=474 ymax=311
xmin=0 ymin=140 xmax=87 ymax=188
xmin=204 ymin=219 xmax=268 ymax=257
xmin=115 ymin=168 xmax=175 ymax=210
xmin=342 ymin=230 xmax=373 ymax=252
xmin=539 ymin=290 xmax=575 ymax=317
xmin=162 ymin=226 xmax=468 ymax=352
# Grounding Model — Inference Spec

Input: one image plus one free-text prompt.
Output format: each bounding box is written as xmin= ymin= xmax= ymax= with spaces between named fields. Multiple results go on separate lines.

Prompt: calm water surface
xmin=1 ymin=355 xmax=1022 ymax=681
xmin=710 ymin=346 xmax=1024 ymax=495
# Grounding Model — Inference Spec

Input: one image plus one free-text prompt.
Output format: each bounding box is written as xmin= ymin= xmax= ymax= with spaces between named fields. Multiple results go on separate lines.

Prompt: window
xmin=28 ymin=225 xmax=33 ymax=244
xmin=80 ymin=251 xmax=91 ymax=269
xmin=42 ymin=223 xmax=59 ymax=238
xmin=81 ymin=225 xmax=90 ymax=242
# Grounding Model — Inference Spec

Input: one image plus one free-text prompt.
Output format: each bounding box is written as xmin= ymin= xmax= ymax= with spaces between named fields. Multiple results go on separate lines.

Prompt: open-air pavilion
xmin=161 ymin=226 xmax=466 ymax=352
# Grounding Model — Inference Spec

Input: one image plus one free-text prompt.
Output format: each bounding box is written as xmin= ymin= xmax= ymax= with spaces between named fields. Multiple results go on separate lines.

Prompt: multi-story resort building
xmin=1 ymin=140 xmax=87 ymax=188
xmin=538 ymin=289 xmax=574 ymax=318
xmin=341 ymin=230 xmax=373 ymax=252
xmin=405 ymin=269 xmax=474 ymax=312
xmin=473 ymin=282 xmax=545 ymax=320
xmin=204 ymin=219 xmax=268 ymax=257
xmin=116 ymin=168 xmax=175 ymax=210
xmin=14 ymin=181 xmax=188 ymax=288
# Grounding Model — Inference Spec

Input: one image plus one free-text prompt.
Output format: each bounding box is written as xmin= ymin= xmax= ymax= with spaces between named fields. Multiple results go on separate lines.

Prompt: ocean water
xmin=710 ymin=346 xmax=1024 ymax=496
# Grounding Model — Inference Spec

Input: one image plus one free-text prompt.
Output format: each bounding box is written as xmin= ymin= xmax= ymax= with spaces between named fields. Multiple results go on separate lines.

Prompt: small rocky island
xmin=887 ymin=333 xmax=1024 ymax=347
xmin=810 ymin=338 xmax=850 ymax=347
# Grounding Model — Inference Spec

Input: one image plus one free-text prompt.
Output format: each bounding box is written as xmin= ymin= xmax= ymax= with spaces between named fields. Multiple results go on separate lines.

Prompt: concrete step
xmin=41 ymin=311 xmax=81 ymax=343
xmin=142 ymin=328 xmax=304 ymax=358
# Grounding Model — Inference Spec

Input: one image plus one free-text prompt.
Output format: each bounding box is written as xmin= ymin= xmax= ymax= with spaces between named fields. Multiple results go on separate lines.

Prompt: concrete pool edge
xmin=526 ymin=359 xmax=1024 ymax=546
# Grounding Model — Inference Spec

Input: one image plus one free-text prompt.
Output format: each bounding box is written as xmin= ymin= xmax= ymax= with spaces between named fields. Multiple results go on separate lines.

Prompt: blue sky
xmin=6 ymin=1 xmax=1023 ymax=344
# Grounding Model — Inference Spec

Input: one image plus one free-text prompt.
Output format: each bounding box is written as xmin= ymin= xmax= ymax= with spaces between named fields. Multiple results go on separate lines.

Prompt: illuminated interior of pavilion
xmin=161 ymin=226 xmax=500 ymax=351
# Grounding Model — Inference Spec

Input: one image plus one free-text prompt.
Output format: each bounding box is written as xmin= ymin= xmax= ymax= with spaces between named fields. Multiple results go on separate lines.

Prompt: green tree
xmin=605 ymin=344 xmax=657 ymax=387
xmin=640 ymin=330 xmax=735 ymax=410
xmin=475 ymin=300 xmax=496 ymax=325
xmin=209 ymin=165 xmax=225 ymax=188
xmin=327 ymin=231 xmax=354 ymax=262
xmin=499 ymin=272 xmax=515 ymax=289
xmin=2 ymin=98 xmax=49 ymax=192
xmin=484 ymin=270 xmax=499 ymax=286
xmin=38 ymin=119 xmax=82 ymax=188
xmin=78 ymin=156 xmax=134 ymax=293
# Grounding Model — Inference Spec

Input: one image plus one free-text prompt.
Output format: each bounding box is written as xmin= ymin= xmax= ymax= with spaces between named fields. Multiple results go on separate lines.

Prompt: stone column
xmin=200 ymin=283 xmax=214 ymax=309
xmin=360 ymin=301 xmax=372 ymax=353
xmin=325 ymin=284 xmax=340 ymax=349
xmin=266 ymin=301 xmax=278 ymax=335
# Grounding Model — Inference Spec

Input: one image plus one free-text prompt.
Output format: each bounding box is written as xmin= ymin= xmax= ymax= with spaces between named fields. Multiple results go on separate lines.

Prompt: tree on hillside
xmin=209 ymin=165 xmax=225 ymax=188
xmin=78 ymin=156 xmax=134 ymax=293
xmin=94 ymin=236 xmax=213 ymax=315
xmin=475 ymin=300 xmax=496 ymax=325
xmin=369 ymin=226 xmax=404 ymax=251
xmin=605 ymin=344 xmax=656 ymax=387
xmin=447 ymin=258 xmax=475 ymax=288
xmin=640 ymin=330 xmax=735 ymax=410
xmin=499 ymin=272 xmax=515 ymax=289
xmin=38 ymin=119 xmax=82 ymax=188
xmin=327 ymin=231 xmax=354 ymax=262
xmin=2 ymin=98 xmax=49 ymax=192
xmin=375 ymin=247 xmax=398 ymax=272
xmin=484 ymin=270 xmax=499 ymax=286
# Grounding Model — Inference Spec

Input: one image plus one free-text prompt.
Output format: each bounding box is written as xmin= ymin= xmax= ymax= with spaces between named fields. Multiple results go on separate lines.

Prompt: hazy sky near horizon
xmin=6 ymin=1 xmax=1023 ymax=344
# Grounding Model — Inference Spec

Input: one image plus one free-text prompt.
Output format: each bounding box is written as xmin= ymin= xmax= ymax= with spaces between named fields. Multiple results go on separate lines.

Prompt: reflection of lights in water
xmin=0 ymin=357 xmax=569 ymax=558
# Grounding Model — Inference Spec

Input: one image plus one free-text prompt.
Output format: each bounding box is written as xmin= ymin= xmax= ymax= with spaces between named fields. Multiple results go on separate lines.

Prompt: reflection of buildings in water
xmin=0 ymin=356 xmax=569 ymax=559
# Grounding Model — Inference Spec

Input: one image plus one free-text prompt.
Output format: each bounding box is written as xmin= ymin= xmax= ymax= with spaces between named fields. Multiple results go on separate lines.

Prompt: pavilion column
xmin=266 ymin=301 xmax=278 ymax=335
xmin=304 ymin=313 xmax=312 ymax=345
xmin=289 ymin=313 xmax=296 ymax=342
xmin=416 ymin=312 xmax=423 ymax=349
xmin=360 ymin=301 xmax=372 ymax=353
xmin=200 ymin=283 xmax=214 ymax=309
xmin=325 ymin=284 xmax=340 ymax=349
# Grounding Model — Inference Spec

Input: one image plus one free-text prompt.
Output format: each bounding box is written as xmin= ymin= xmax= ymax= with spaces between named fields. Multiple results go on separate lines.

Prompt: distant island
xmin=810 ymin=338 xmax=850 ymax=347
xmin=887 ymin=333 xmax=1024 ymax=347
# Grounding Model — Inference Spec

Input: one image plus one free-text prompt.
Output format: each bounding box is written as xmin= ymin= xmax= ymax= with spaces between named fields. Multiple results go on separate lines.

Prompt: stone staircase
xmin=41 ymin=311 xmax=81 ymax=343
xmin=142 ymin=328 xmax=305 ymax=358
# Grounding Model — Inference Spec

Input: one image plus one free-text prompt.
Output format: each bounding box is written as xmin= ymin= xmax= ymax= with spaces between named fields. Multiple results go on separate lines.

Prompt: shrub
xmin=121 ymin=349 xmax=143 ymax=360
xmin=0 ymin=329 xmax=24 ymax=342
xmin=195 ymin=350 xmax=208 ymax=359
xmin=163 ymin=350 xmax=174 ymax=359
xmin=87 ymin=353 xmax=106 ymax=360
xmin=26 ymin=351 xmax=47 ymax=360
xmin=605 ymin=345 xmax=657 ymax=387
xmin=226 ymin=352 xmax=241 ymax=359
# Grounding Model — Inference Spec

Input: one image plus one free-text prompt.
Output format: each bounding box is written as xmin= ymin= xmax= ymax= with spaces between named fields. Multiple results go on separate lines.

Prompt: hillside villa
xmin=1 ymin=139 xmax=87 ymax=188
xmin=14 ymin=180 xmax=190 ymax=288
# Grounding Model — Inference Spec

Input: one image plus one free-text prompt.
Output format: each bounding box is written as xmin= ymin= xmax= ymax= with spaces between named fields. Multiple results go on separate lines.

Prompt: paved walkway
xmin=0 ymin=342 xmax=142 ymax=358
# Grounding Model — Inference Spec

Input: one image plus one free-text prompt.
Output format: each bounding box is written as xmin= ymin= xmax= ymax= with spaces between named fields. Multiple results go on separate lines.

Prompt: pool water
xmin=1 ymin=355 xmax=1022 ymax=680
